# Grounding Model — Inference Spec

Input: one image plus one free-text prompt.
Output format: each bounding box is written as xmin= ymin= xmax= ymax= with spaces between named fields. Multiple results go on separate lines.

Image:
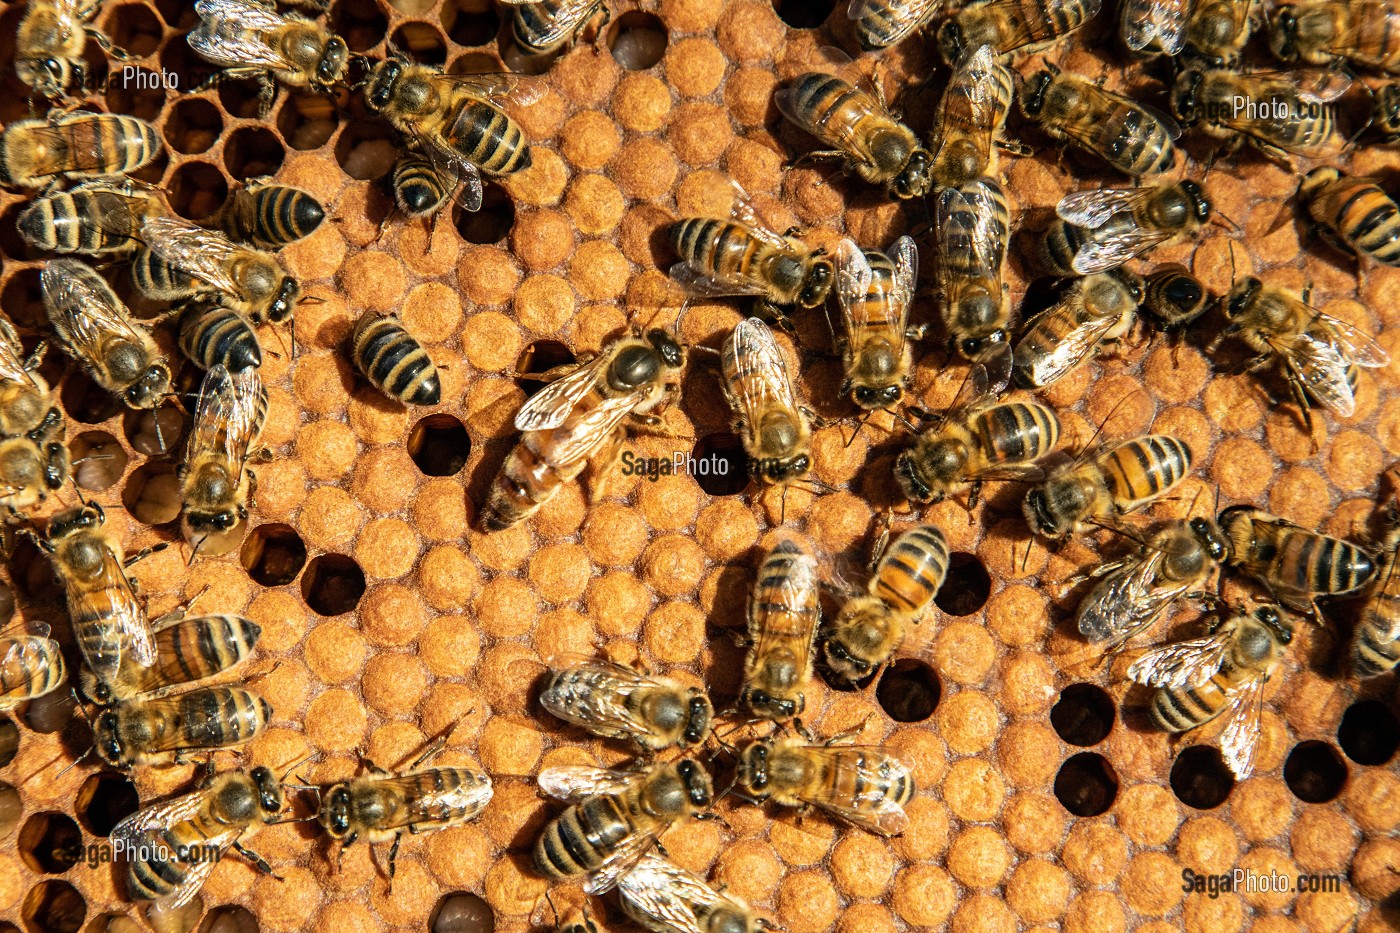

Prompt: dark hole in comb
xmin=75 ymin=772 xmax=140 ymax=838
xmin=608 ymin=10 xmax=667 ymax=70
xmin=774 ymin=0 xmax=836 ymax=29
xmin=1054 ymin=751 xmax=1119 ymax=816
xmin=0 ymin=781 xmax=18 ymax=835
xmin=224 ymin=127 xmax=286 ymax=180
xmin=1284 ymin=740 xmax=1349 ymax=803
xmin=934 ymin=552 xmax=991 ymax=616
xmin=0 ymin=716 xmax=15 ymax=768
xmin=391 ymin=22 xmax=449 ymax=66
xmin=409 ymin=413 xmax=472 ymax=477
xmin=105 ymin=2 xmax=162 ymax=57
xmin=241 ymin=523 xmax=309 ymax=587
xmin=218 ymin=80 xmax=269 ymax=121
xmin=22 ymin=880 xmax=86 ymax=933
xmin=515 ymin=340 xmax=576 ymax=397
xmin=164 ymin=97 xmax=223 ymax=155
xmin=152 ymin=0 xmax=199 ymax=30
xmin=69 ymin=431 xmax=128 ymax=492
xmin=449 ymin=52 xmax=501 ymax=76
xmin=1337 ymin=699 xmax=1400 ymax=766
xmin=875 ymin=659 xmax=940 ymax=722
xmin=168 ymin=161 xmax=228 ymax=221
xmin=691 ymin=432 xmax=750 ymax=496
xmin=197 ymin=905 xmax=259 ymax=933
xmin=1051 ymin=682 xmax=1115 ymax=746
xmin=278 ymin=93 xmax=341 ymax=151
xmin=19 ymin=812 xmax=82 ymax=873
xmin=448 ymin=5 xmax=500 ymax=47
xmin=431 ymin=892 xmax=496 ymax=933
xmin=0 ymin=201 xmax=40 ymax=261
xmin=1169 ymin=745 xmax=1235 ymax=809
xmin=104 ymin=69 xmax=166 ymax=122
xmin=59 ymin=371 xmax=124 ymax=426
xmin=0 ymin=579 xmax=15 ymax=629
xmin=1 ymin=267 xmax=49 ymax=331
xmin=121 ymin=461 xmax=182 ymax=526
xmin=455 ymin=184 xmax=517 ymax=245
xmin=302 ymin=554 xmax=367 ymax=616
xmin=331 ymin=0 xmax=389 ymax=52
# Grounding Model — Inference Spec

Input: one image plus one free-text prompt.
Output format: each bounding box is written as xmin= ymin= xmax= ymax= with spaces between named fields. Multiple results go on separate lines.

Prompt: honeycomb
xmin=0 ymin=0 xmax=1397 ymax=931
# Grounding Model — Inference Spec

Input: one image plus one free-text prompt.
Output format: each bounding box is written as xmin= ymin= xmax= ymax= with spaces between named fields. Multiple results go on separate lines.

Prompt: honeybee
xmin=113 ymin=765 xmax=285 ymax=907
xmin=350 ymin=311 xmax=441 ymax=407
xmin=927 ymin=44 xmax=1018 ymax=189
xmin=1120 ymin=0 xmax=1191 ymax=54
xmin=0 ymin=111 xmax=162 ymax=189
xmin=502 ymin=0 xmax=608 ymax=55
xmin=1269 ymin=1 xmax=1400 ymax=72
xmin=1076 ymin=517 xmax=1229 ymax=647
xmin=774 ymin=69 xmax=931 ymax=200
xmin=1182 ymin=0 xmax=1254 ymax=66
xmin=80 ymin=614 xmax=261 ymax=705
xmin=735 ymin=730 xmax=914 ymax=836
xmin=1041 ymin=181 xmax=1211 ymax=276
xmin=178 ymin=301 xmax=263 ymax=374
xmin=363 ymin=59 xmax=534 ymax=213
xmin=17 ymin=179 xmax=160 ymax=256
xmin=618 ymin=855 xmax=767 ymax=933
xmin=16 ymin=0 xmax=125 ymax=98
xmin=1217 ymin=276 xmax=1389 ymax=429
xmin=0 ymin=633 xmax=66 ymax=710
xmin=216 ymin=180 xmax=326 ymax=250
xmin=181 ymin=364 xmax=268 ymax=553
xmin=480 ymin=329 xmax=685 ymax=531
xmin=669 ymin=190 xmax=835 ymax=321
xmin=533 ymin=759 xmax=713 ymax=894
xmin=833 ymin=237 xmax=922 ymax=410
xmin=894 ymin=362 xmax=1061 ymax=508
xmin=1217 ymin=505 xmax=1378 ymax=613
xmin=848 ymin=0 xmax=945 ymax=51
xmin=720 ymin=318 xmax=814 ymax=487
xmin=1298 ymin=167 xmax=1400 ymax=267
xmin=41 ymin=259 xmax=172 ymax=413
xmin=0 ymin=313 xmax=58 ymax=441
xmin=94 ymin=685 xmax=272 ymax=768
xmin=1021 ymin=67 xmax=1180 ymax=178
xmin=1024 ymin=434 xmax=1194 ymax=539
xmin=936 ymin=176 xmax=1012 ymax=361
xmin=390 ymin=153 xmax=454 ymax=222
xmin=937 ymin=0 xmax=1101 ymax=64
xmin=1011 ymin=271 xmax=1143 ymax=389
xmin=1372 ymin=81 xmax=1400 ymax=141
xmin=133 ymin=216 xmax=300 ymax=324
xmin=1354 ymin=504 xmax=1400 ymax=678
xmin=189 ymin=0 xmax=350 ymax=115
xmin=1141 ymin=264 xmax=1211 ymax=329
xmin=1130 ymin=604 xmax=1292 ymax=779
xmin=1172 ymin=68 xmax=1340 ymax=162
xmin=741 ymin=537 xmax=821 ymax=721
xmin=540 ymin=657 xmax=713 ymax=751
xmin=317 ymin=739 xmax=493 ymax=882
xmin=0 ymin=432 xmax=70 ymax=515
xmin=825 ymin=524 xmax=949 ymax=682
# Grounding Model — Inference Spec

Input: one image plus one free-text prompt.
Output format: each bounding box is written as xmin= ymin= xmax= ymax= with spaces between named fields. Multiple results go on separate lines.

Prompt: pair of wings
xmin=669 ymin=183 xmax=795 ymax=300
xmin=537 ymin=765 xmax=677 ymax=894
xmin=0 ymin=315 xmax=43 ymax=396
xmin=1014 ymin=280 xmax=1132 ymax=388
xmin=618 ymin=855 xmax=756 ymax=933
xmin=1048 ymin=78 xmax=1182 ymax=158
xmin=779 ymin=742 xmax=914 ymax=836
xmin=111 ymin=790 xmax=244 ymax=909
xmin=499 ymin=0 xmax=602 ymax=51
xmin=1273 ymin=302 xmax=1390 ymax=418
xmin=846 ymin=0 xmax=944 ymax=47
xmin=60 ymin=544 xmax=157 ymax=681
xmin=1056 ymin=185 xmax=1191 ymax=274
xmin=722 ymin=318 xmax=806 ymax=439
xmin=186 ymin=365 xmax=266 ymax=486
xmin=1212 ymin=72 xmax=1347 ymax=154
xmin=1076 ymin=531 xmax=1207 ymax=644
xmin=541 ymin=656 xmax=685 ymax=744
xmin=928 ymin=45 xmax=1009 ymax=166
xmin=511 ymin=349 xmax=649 ymax=464
xmin=40 ymin=259 xmax=152 ymax=369
xmin=834 ymin=236 xmax=916 ymax=348
xmin=143 ymin=216 xmax=266 ymax=299
xmin=772 ymin=55 xmax=902 ymax=174
xmin=1120 ymin=0 xmax=1191 ymax=55
xmin=347 ymin=771 xmax=494 ymax=831
xmin=936 ymin=178 xmax=1009 ymax=289
xmin=189 ymin=0 xmax=303 ymax=70
xmin=0 ymin=635 xmax=63 ymax=702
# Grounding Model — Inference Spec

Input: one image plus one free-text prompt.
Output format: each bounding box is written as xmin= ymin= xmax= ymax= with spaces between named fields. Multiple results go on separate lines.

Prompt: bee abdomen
xmin=976 ymin=401 xmax=1060 ymax=463
xmin=392 ymin=157 xmax=451 ymax=218
xmin=533 ymin=796 xmax=630 ymax=878
xmin=72 ymin=114 xmax=162 ymax=176
xmin=0 ymin=637 xmax=63 ymax=703
xmin=481 ymin=442 xmax=552 ymax=531
xmin=874 ymin=525 xmax=949 ymax=615
xmin=351 ymin=314 xmax=441 ymax=405
xmin=1149 ymin=678 xmax=1227 ymax=732
xmin=176 ymin=686 xmax=271 ymax=747
xmin=178 ymin=303 xmax=262 ymax=374
xmin=1353 ymin=616 xmax=1400 ymax=678
xmin=453 ymin=100 xmax=530 ymax=175
xmin=126 ymin=827 xmax=193 ymax=900
xmin=1334 ymin=182 xmax=1400 ymax=266
xmin=1279 ymin=533 xmax=1376 ymax=595
xmin=18 ymin=189 xmax=139 ymax=254
xmin=1040 ymin=220 xmax=1086 ymax=276
xmin=227 ymin=186 xmax=325 ymax=249
xmin=1102 ymin=435 xmax=1192 ymax=509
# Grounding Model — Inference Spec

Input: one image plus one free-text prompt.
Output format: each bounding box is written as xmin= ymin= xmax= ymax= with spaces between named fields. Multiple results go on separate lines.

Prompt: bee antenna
xmin=187 ymin=534 xmax=206 ymax=568
xmin=278 ymin=751 xmax=317 ymax=783
xmin=56 ymin=745 xmax=94 ymax=779
xmin=1211 ymin=209 xmax=1241 ymax=233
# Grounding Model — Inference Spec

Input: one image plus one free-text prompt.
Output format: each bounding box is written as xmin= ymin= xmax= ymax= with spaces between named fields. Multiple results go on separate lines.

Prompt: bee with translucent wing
xmin=180 ymin=365 xmax=268 ymax=555
xmin=1012 ymin=271 xmax=1143 ymax=390
xmin=1298 ymin=167 xmax=1400 ymax=268
xmin=1021 ymin=67 xmax=1180 ymax=178
xmin=1217 ymin=506 xmax=1378 ymax=614
xmin=18 ymin=179 xmax=161 ymax=257
xmin=1041 ymin=181 xmax=1212 ymax=276
xmin=1024 ymin=434 xmax=1194 ymax=540
xmin=937 ymin=0 xmax=1102 ymax=64
xmin=833 ymin=236 xmax=923 ymax=410
xmin=80 ymin=614 xmax=261 ymax=705
xmin=741 ymin=536 xmax=822 ymax=721
xmin=539 ymin=656 xmax=713 ymax=751
xmin=618 ymin=854 xmax=769 ymax=933
xmin=1354 ymin=501 xmax=1400 ymax=678
xmin=1172 ymin=68 xmax=1342 ymax=163
xmin=0 ymin=315 xmax=68 ymax=513
xmin=927 ymin=44 xmax=1019 ymax=189
xmin=1131 ymin=604 xmax=1293 ymax=780
xmin=0 ymin=629 xmax=66 ymax=710
xmin=16 ymin=0 xmax=127 ymax=98
xmin=503 ymin=0 xmax=609 ymax=56
xmin=1269 ymin=0 xmax=1400 ymax=72
xmin=936 ymin=176 xmax=1013 ymax=362
xmin=848 ymin=0 xmax=946 ymax=51
xmin=1120 ymin=0 xmax=1191 ymax=55
xmin=720 ymin=318 xmax=814 ymax=488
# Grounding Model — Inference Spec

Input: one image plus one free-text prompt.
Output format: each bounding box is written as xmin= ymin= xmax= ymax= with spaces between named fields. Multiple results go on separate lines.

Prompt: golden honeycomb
xmin=0 ymin=1 xmax=1396 ymax=932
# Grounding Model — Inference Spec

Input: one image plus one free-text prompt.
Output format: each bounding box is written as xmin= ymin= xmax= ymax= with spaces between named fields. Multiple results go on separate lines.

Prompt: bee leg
xmin=967 ymin=481 xmax=984 ymax=512
xmin=586 ymin=430 xmax=626 ymax=503
xmin=356 ymin=746 xmax=390 ymax=776
xmin=150 ymin=583 xmax=209 ymax=631
xmin=996 ymin=138 xmax=1033 ymax=157
xmin=787 ymin=150 xmax=846 ymax=171
xmin=122 ymin=541 xmax=168 ymax=570
xmin=85 ymin=28 xmax=131 ymax=61
xmin=385 ymin=832 xmax=402 ymax=889
xmin=256 ymin=78 xmax=278 ymax=120
xmin=752 ymin=300 xmax=794 ymax=332
xmin=233 ymin=841 xmax=282 ymax=880
xmin=408 ymin=736 xmax=447 ymax=770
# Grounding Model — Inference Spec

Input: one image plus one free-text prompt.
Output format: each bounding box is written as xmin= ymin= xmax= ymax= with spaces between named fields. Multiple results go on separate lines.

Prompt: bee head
xmin=742 ymin=686 xmax=802 ymax=720
xmin=799 ymin=257 xmax=834 ymax=308
xmin=893 ymin=449 xmax=935 ymax=503
xmin=1021 ymin=71 xmax=1054 ymax=117
xmin=187 ymin=505 xmax=241 ymax=535
xmin=824 ymin=638 xmax=873 ymax=681
xmin=1189 ymin=517 xmax=1230 ymax=562
xmin=736 ymin=741 xmax=770 ymax=794
xmin=1178 ymin=181 xmax=1211 ymax=224
xmin=1216 ymin=504 xmax=1256 ymax=553
xmin=1224 ymin=277 xmax=1262 ymax=320
xmin=93 ymin=711 xmax=125 ymax=766
xmin=1172 ymin=70 xmax=1204 ymax=125
xmin=1269 ymin=5 xmax=1300 ymax=61
xmin=1378 ymin=84 xmax=1400 ymax=135
xmin=365 ymin=60 xmax=404 ymax=111
xmin=752 ymin=453 xmax=810 ymax=485
xmin=268 ymin=277 xmax=300 ymax=323
xmin=852 ymin=383 xmax=903 ymax=409
xmin=935 ymin=19 xmax=965 ymax=66
xmin=320 ymin=784 xmax=354 ymax=837
xmin=645 ymin=329 xmax=685 ymax=369
xmin=41 ymin=442 xmax=68 ymax=490
xmin=80 ymin=668 xmax=114 ymax=706
xmin=957 ymin=325 xmax=1006 ymax=361
xmin=125 ymin=365 xmax=172 ymax=410
xmin=682 ymin=691 xmax=713 ymax=746
xmin=47 ymin=504 xmax=102 ymax=540
xmin=1157 ymin=273 xmax=1205 ymax=322
xmin=251 ymin=766 xmax=284 ymax=815
xmin=1298 ymin=167 xmax=1341 ymax=204
xmin=318 ymin=36 xmax=350 ymax=86
xmin=1022 ymin=486 xmax=1060 ymax=538
xmin=674 ymin=759 xmax=713 ymax=808
xmin=890 ymin=149 xmax=931 ymax=200
xmin=16 ymin=56 xmax=68 ymax=97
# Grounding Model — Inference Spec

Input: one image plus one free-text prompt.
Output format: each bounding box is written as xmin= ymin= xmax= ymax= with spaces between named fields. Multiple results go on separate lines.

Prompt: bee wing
xmin=1076 ymin=548 xmax=1191 ymax=644
xmin=431 ymin=71 xmax=545 ymax=108
xmin=1055 ymin=91 xmax=1182 ymax=154
xmin=1017 ymin=301 xmax=1124 ymax=388
xmin=1283 ymin=330 xmax=1358 ymax=417
xmin=1294 ymin=69 xmax=1353 ymax=105
xmin=1126 ymin=630 xmax=1232 ymax=689
xmin=513 ymin=355 xmax=612 ymax=432
xmin=803 ymin=746 xmax=912 ymax=836
xmin=189 ymin=0 xmax=293 ymax=69
xmin=1313 ymin=309 xmax=1390 ymax=369
xmin=541 ymin=391 xmax=639 ymax=466
xmin=666 ymin=262 xmax=772 ymax=299
xmin=1071 ymin=224 xmax=1175 ymax=275
xmin=142 ymin=217 xmax=247 ymax=296
xmin=541 ymin=657 xmax=671 ymax=740
xmin=583 ymin=831 xmax=658 ymax=895
xmin=66 ymin=548 xmax=156 ymax=677
xmin=537 ymin=765 xmax=645 ymax=803
xmin=1055 ymin=187 xmax=1155 ymax=228
xmin=889 ymin=235 xmax=918 ymax=311
xmin=387 ymin=772 xmax=494 ymax=827
xmin=775 ymin=82 xmax=885 ymax=170
xmin=41 ymin=261 xmax=149 ymax=359
xmin=1120 ymin=0 xmax=1190 ymax=54
xmin=725 ymin=318 xmax=802 ymax=423
xmin=936 ymin=180 xmax=1007 ymax=281
xmin=941 ymin=358 xmax=1008 ymax=425
xmin=1218 ymin=672 xmax=1268 ymax=780
xmin=616 ymin=856 xmax=713 ymax=933
xmin=0 ymin=318 xmax=38 ymax=391
xmin=834 ymin=238 xmax=874 ymax=337
xmin=845 ymin=0 xmax=940 ymax=45
xmin=726 ymin=183 xmax=791 ymax=250
xmin=114 ymin=792 xmax=239 ymax=909
xmin=111 ymin=788 xmax=223 ymax=848
xmin=187 ymin=365 xmax=264 ymax=485
xmin=932 ymin=44 xmax=1004 ymax=159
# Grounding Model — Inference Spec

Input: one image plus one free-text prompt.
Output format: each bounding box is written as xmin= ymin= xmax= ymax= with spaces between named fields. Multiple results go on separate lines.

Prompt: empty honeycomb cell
xmin=104 ymin=71 xmax=166 ymax=123
xmin=158 ymin=36 xmax=217 ymax=93
xmin=59 ymin=371 xmax=124 ymax=426
xmin=606 ymin=10 xmax=668 ymax=71
xmin=276 ymin=93 xmax=341 ymax=152
xmin=875 ymin=659 xmax=940 ymax=724
xmin=1284 ymin=740 xmax=1350 ymax=804
xmin=240 ymin=523 xmax=308 ymax=587
xmin=224 ymin=127 xmax=286 ymax=179
xmin=69 ymin=431 xmax=128 ymax=492
xmin=391 ymin=22 xmax=449 ymax=66
xmin=892 ymin=864 xmax=956 ymax=929
xmin=19 ymin=811 xmax=82 ymax=874
xmin=168 ymin=160 xmax=229 ymax=220
xmin=329 ymin=0 xmax=388 ymax=51
xmin=1051 ymin=682 xmax=1115 ymax=747
xmin=445 ymin=2 xmax=499 ymax=46
xmin=1338 ymin=700 xmax=1400 ymax=766
xmin=0 ymin=717 xmax=15 ymax=768
xmin=404 ymin=415 xmax=470 ymax=478
xmin=452 ymin=186 xmax=518 ymax=247
xmin=999 ymin=722 xmax=1062 ymax=788
xmin=943 ymin=758 xmax=1006 ymax=823
xmin=23 ymin=880 xmax=86 ymax=933
xmin=74 ymin=772 xmax=139 ymax=838
xmin=301 ymin=554 xmax=367 ymax=616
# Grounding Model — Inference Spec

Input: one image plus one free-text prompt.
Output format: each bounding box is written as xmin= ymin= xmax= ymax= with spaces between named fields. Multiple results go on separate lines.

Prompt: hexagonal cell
xmin=1337 ymin=699 xmax=1400 ymax=766
xmin=934 ymin=553 xmax=991 ymax=616
xmin=1050 ymin=683 xmax=1115 ymax=747
xmin=455 ymin=183 xmax=516 ymax=244
xmin=123 ymin=404 xmax=185 ymax=456
xmin=158 ymin=29 xmax=218 ymax=89
xmin=104 ymin=69 xmax=168 ymax=122
xmin=218 ymin=80 xmax=273 ymax=121
xmin=277 ymin=92 xmax=342 ymax=151
xmin=514 ymin=340 xmax=576 ymax=398
xmin=1284 ymin=740 xmax=1349 ymax=803
xmin=449 ymin=51 xmax=501 ymax=75
xmin=431 ymin=893 xmax=495 ymax=933
xmin=104 ymin=2 xmax=163 ymax=58
xmin=241 ymin=523 xmax=308 ymax=587
xmin=18 ymin=812 xmax=82 ymax=873
xmin=409 ymin=414 xmax=471 ymax=477
xmin=152 ymin=0 xmax=199 ymax=30
xmin=875 ymin=659 xmax=940 ymax=722
xmin=168 ymin=161 xmax=229 ymax=220
xmin=196 ymin=907 xmax=258 ymax=933
xmin=331 ymin=0 xmax=390 ymax=52
xmin=608 ymin=10 xmax=667 ymax=70
xmin=121 ymin=461 xmax=182 ymax=526
xmin=0 ymin=267 xmax=49 ymax=331
xmin=59 ymin=371 xmax=124 ymax=426
xmin=774 ymin=0 xmax=836 ymax=29
xmin=446 ymin=3 xmax=501 ymax=47
xmin=690 ymin=433 xmax=749 ymax=496
xmin=75 ymin=772 xmax=140 ymax=837
xmin=69 ymin=431 xmax=129 ymax=492
xmin=301 ymin=554 xmax=367 ymax=616
xmin=391 ymin=22 xmax=448 ymax=66
xmin=335 ymin=115 xmax=399 ymax=181
xmin=1053 ymin=751 xmax=1119 ymax=817
xmin=23 ymin=689 xmax=76 ymax=734
xmin=0 ymin=715 xmax=17 ymax=767
xmin=224 ymin=126 xmax=286 ymax=180
xmin=0 ymin=781 xmax=20 ymax=835
xmin=1169 ymin=745 xmax=1235 ymax=810
xmin=163 ymin=97 xmax=223 ymax=155
xmin=22 ymin=880 xmax=86 ymax=933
